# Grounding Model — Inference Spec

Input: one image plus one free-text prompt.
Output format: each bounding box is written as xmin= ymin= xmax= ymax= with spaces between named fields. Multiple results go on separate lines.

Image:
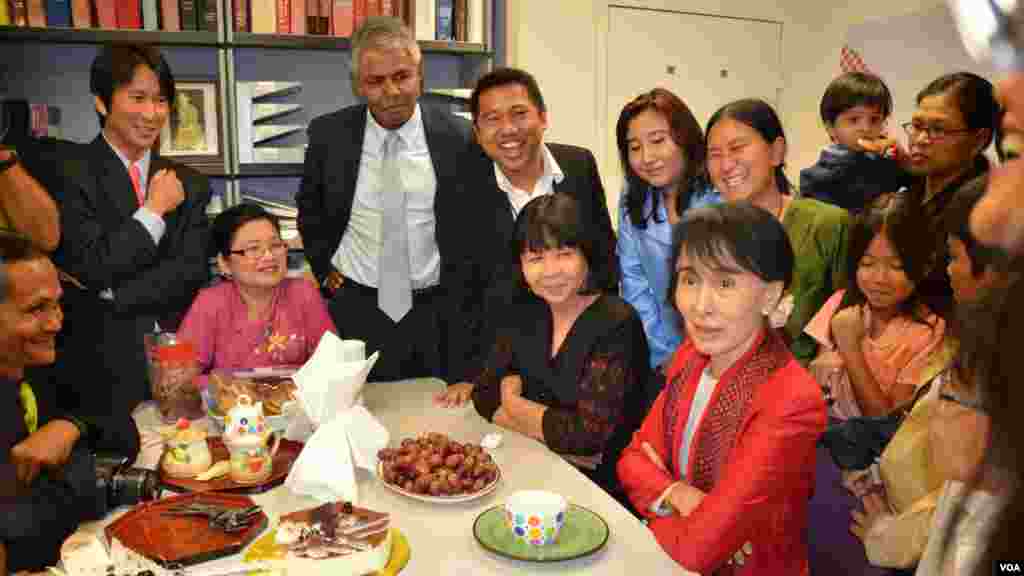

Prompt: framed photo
xmin=159 ymin=78 xmax=224 ymax=173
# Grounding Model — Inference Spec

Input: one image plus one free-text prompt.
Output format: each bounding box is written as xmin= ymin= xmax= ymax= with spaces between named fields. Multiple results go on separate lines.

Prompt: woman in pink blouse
xmin=178 ymin=203 xmax=336 ymax=388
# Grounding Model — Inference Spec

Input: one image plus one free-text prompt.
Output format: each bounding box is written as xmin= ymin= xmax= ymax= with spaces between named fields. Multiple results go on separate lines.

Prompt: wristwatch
xmin=0 ymin=149 xmax=18 ymax=174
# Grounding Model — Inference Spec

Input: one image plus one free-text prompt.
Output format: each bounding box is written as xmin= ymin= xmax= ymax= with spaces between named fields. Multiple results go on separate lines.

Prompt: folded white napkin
xmin=285 ymin=332 xmax=387 ymax=503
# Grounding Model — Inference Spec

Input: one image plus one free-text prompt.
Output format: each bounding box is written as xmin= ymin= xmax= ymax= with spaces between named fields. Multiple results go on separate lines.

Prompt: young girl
xmin=806 ymin=194 xmax=952 ymax=419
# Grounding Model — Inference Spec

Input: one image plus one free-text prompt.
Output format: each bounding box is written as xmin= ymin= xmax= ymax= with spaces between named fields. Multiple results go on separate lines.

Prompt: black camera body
xmin=93 ymin=455 xmax=160 ymax=515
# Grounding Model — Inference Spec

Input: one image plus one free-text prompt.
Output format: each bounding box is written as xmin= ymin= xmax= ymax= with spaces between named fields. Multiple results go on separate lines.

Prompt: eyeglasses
xmin=901 ymin=122 xmax=974 ymax=141
xmin=229 ymin=242 xmax=288 ymax=259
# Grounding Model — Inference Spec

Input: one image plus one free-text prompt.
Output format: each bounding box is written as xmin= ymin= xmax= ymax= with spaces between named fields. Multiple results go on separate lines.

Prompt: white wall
xmin=504 ymin=0 xmax=948 ymax=205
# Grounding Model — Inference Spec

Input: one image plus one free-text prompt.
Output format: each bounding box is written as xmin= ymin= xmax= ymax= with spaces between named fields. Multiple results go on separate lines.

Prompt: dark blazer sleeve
xmin=56 ymin=155 xmax=165 ymax=291
xmin=297 ymin=114 xmax=332 ymax=284
xmin=109 ymin=165 xmax=211 ymax=318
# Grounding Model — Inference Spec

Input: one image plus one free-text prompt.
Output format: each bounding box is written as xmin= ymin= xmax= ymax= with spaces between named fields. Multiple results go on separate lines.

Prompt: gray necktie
xmin=378 ymin=132 xmax=412 ymax=322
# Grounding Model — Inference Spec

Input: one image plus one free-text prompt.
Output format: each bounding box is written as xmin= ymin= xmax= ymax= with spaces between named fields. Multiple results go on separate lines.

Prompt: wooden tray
xmin=105 ymin=492 xmax=268 ymax=568
xmin=160 ymin=436 xmax=304 ymax=494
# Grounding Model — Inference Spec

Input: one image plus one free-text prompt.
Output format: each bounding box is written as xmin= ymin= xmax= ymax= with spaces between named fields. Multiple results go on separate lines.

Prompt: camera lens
xmin=109 ymin=467 xmax=160 ymax=508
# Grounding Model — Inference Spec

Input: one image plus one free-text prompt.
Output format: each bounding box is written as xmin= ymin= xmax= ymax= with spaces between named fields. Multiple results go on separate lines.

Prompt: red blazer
xmin=617 ymin=333 xmax=826 ymax=574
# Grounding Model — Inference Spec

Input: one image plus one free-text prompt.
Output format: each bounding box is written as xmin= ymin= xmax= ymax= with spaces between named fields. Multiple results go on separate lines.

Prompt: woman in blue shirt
xmin=616 ymin=88 xmax=720 ymax=409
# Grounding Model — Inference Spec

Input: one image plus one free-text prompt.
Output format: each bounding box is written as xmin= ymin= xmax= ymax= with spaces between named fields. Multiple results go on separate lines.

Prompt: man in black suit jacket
xmin=436 ymin=68 xmax=617 ymax=406
xmin=52 ymin=45 xmax=211 ymax=424
xmin=297 ymin=17 xmax=471 ymax=382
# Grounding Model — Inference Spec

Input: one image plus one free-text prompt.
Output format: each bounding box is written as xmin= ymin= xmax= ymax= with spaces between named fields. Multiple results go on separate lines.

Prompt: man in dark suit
xmin=297 ymin=17 xmax=471 ymax=382
xmin=52 ymin=45 xmax=211 ymax=424
xmin=435 ymin=67 xmax=617 ymax=406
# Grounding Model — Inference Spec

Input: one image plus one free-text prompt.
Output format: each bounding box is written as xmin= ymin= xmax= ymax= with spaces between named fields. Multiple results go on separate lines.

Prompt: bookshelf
xmin=1 ymin=0 xmax=501 ymax=209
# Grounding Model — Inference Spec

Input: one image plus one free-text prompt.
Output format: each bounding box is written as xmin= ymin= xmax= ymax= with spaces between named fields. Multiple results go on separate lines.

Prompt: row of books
xmin=0 ymin=0 xmax=218 ymax=31
xmin=0 ymin=0 xmax=485 ymax=42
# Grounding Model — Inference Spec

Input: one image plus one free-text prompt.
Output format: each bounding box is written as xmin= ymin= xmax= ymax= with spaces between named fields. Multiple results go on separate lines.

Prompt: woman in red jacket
xmin=617 ymin=201 xmax=827 ymax=574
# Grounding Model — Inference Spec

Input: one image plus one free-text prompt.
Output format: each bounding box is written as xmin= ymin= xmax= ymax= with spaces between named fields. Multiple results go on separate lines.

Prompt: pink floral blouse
xmin=178 ymin=278 xmax=337 ymax=388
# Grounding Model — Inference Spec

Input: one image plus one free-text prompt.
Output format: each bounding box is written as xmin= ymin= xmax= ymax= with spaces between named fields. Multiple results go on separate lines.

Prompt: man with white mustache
xmin=52 ymin=44 xmax=211 ymax=428
xmin=435 ymin=67 xmax=617 ymax=407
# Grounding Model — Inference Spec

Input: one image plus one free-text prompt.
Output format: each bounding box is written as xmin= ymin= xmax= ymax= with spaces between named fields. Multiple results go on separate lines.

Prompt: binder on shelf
xmin=160 ymin=0 xmax=179 ymax=30
xmin=316 ymin=0 xmax=328 ymax=34
xmin=413 ymin=0 xmax=433 ymax=41
xmin=435 ymin=0 xmax=451 ymax=41
xmin=330 ymin=0 xmax=351 ymax=37
xmin=232 ymin=0 xmax=247 ymax=31
xmin=452 ymin=0 xmax=465 ymax=41
xmin=0 ymin=0 xmax=10 ymax=25
xmin=250 ymin=0 xmax=276 ymax=33
xmin=70 ymin=0 xmax=92 ymax=26
xmin=11 ymin=0 xmax=27 ymax=26
xmin=305 ymin=0 xmax=316 ymax=34
xmin=276 ymin=0 xmax=289 ymax=32
xmin=201 ymin=0 xmax=215 ymax=30
xmin=142 ymin=0 xmax=158 ymax=29
xmin=27 ymin=0 xmax=46 ymax=26
xmin=290 ymin=0 xmax=304 ymax=34
xmin=467 ymin=0 xmax=481 ymax=43
xmin=45 ymin=0 xmax=72 ymax=27
xmin=178 ymin=0 xmax=197 ymax=30
xmin=352 ymin=0 xmax=365 ymax=31
xmin=115 ymin=0 xmax=141 ymax=28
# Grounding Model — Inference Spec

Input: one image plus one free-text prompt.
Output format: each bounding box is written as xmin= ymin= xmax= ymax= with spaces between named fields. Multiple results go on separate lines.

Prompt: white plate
xmin=377 ymin=461 xmax=502 ymax=504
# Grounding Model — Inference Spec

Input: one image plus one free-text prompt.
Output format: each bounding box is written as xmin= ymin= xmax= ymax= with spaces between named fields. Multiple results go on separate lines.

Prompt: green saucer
xmin=473 ymin=503 xmax=610 ymax=562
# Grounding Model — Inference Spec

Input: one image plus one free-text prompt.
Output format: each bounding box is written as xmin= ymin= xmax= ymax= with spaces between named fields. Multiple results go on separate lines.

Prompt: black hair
xmin=820 ymin=72 xmax=893 ymax=126
xmin=470 ymin=67 xmax=546 ymax=124
xmin=513 ymin=193 xmax=611 ymax=295
xmin=211 ymin=203 xmax=282 ymax=259
xmin=616 ymin=87 xmax=706 ymax=229
xmin=0 ymin=231 xmax=50 ymax=303
xmin=668 ymin=202 xmax=794 ymax=312
xmin=943 ymin=176 xmax=1008 ymax=276
xmin=90 ymin=44 xmax=176 ymax=129
xmin=842 ymin=193 xmax=936 ymax=324
xmin=916 ymin=72 xmax=999 ymax=150
xmin=706 ymin=99 xmax=792 ymax=195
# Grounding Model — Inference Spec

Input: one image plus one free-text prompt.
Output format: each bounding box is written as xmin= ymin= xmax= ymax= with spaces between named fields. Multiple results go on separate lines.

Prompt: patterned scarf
xmin=663 ymin=330 xmax=791 ymax=492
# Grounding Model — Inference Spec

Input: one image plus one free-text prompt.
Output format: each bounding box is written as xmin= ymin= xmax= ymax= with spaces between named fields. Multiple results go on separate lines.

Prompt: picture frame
xmin=159 ymin=78 xmax=224 ymax=173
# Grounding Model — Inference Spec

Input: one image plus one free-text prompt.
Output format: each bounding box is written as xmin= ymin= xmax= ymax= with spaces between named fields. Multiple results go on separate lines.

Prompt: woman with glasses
xmin=178 ymin=203 xmax=337 ymax=388
xmin=868 ymin=73 xmax=999 ymax=319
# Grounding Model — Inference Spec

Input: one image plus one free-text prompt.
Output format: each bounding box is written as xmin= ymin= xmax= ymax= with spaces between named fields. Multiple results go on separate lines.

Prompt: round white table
xmin=80 ymin=378 xmax=689 ymax=575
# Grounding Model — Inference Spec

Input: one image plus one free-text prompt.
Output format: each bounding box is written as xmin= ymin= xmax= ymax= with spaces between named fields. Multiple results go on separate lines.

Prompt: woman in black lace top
xmin=471 ymin=193 xmax=650 ymax=505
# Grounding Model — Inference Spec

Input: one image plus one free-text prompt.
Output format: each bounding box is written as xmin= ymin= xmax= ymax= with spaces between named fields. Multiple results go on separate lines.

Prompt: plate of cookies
xmin=377 ymin=433 xmax=501 ymax=504
xmin=204 ymin=368 xmax=299 ymax=433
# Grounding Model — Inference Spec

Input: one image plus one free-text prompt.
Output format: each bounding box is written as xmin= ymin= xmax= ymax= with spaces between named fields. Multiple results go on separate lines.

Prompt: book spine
xmin=94 ymin=0 xmax=115 ymax=26
xmin=11 ymin=0 xmax=27 ymax=25
xmin=435 ymin=0 xmax=451 ymax=41
xmin=249 ymin=0 xmax=274 ymax=33
xmin=351 ymin=0 xmax=363 ymax=30
xmin=330 ymin=0 xmax=349 ymax=36
xmin=414 ymin=0 xmax=433 ymax=41
xmin=201 ymin=0 xmax=214 ymax=30
xmin=114 ymin=0 xmax=140 ymax=27
xmin=0 ymin=0 xmax=9 ymax=25
xmin=315 ymin=0 xmax=326 ymax=34
xmin=466 ymin=0 xmax=481 ymax=43
xmin=70 ymin=0 xmax=92 ymax=26
xmin=275 ymin=0 xmax=287 ymax=32
xmin=46 ymin=0 xmax=71 ymax=25
xmin=303 ymin=0 xmax=313 ymax=33
xmin=452 ymin=0 xmax=464 ymax=41
xmin=159 ymin=0 xmax=178 ymax=29
xmin=26 ymin=0 xmax=45 ymax=26
xmin=141 ymin=0 xmax=156 ymax=28
xmin=288 ymin=0 xmax=302 ymax=34
xmin=231 ymin=0 xmax=245 ymax=30
xmin=178 ymin=0 xmax=195 ymax=29
xmin=379 ymin=0 xmax=391 ymax=17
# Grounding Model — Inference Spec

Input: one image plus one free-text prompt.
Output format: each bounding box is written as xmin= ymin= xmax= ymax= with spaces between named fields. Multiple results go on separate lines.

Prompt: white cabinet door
xmin=606 ymin=7 xmax=783 ymax=212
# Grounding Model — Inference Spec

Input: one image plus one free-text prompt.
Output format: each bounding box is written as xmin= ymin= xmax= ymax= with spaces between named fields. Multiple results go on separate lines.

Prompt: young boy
xmin=800 ymin=72 xmax=913 ymax=213
xmin=945 ymin=177 xmax=1015 ymax=304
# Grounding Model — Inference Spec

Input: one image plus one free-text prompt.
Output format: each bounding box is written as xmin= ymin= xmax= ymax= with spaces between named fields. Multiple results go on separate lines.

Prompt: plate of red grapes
xmin=376 ymin=433 xmax=501 ymax=503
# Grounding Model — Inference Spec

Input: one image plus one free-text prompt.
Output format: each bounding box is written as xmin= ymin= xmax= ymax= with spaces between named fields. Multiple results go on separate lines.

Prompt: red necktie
xmin=129 ymin=163 xmax=144 ymax=206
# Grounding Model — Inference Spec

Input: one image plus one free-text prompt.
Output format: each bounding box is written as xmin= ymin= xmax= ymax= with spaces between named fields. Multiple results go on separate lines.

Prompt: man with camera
xmin=0 ymin=232 xmax=142 ymax=573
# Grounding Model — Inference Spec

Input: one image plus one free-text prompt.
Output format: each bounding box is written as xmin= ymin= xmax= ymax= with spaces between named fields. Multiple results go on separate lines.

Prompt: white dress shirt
xmin=332 ymin=104 xmax=440 ymax=290
xmin=493 ymin=143 xmax=564 ymax=217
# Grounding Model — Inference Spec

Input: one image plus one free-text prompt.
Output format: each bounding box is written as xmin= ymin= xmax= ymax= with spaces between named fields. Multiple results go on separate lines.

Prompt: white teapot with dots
xmin=222 ymin=394 xmax=281 ymax=484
